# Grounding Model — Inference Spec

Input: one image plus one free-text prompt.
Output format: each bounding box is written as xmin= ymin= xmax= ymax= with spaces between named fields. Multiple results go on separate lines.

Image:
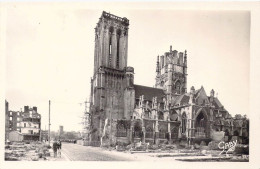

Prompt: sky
xmin=3 ymin=3 xmax=250 ymax=132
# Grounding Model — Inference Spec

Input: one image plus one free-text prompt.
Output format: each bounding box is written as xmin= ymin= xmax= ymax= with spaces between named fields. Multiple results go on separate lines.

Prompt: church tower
xmin=93 ymin=11 xmax=129 ymax=72
xmin=155 ymin=45 xmax=187 ymax=96
xmin=90 ymin=11 xmax=132 ymax=140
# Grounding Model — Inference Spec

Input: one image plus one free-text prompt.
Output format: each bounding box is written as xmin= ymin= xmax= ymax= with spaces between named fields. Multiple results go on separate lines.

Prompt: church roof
xmin=194 ymin=89 xmax=201 ymax=98
xmin=213 ymin=97 xmax=222 ymax=107
xmin=212 ymin=97 xmax=226 ymax=110
xmin=134 ymin=84 xmax=165 ymax=102
xmin=172 ymin=94 xmax=190 ymax=106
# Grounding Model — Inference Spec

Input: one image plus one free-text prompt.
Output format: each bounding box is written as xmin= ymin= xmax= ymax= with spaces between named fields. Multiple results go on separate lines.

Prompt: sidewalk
xmin=48 ymin=149 xmax=71 ymax=161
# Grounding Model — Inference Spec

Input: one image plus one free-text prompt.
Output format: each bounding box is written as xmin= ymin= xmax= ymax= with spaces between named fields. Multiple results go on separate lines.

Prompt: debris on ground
xmin=208 ymin=141 xmax=220 ymax=150
xmin=5 ymin=141 xmax=52 ymax=161
xmin=234 ymin=144 xmax=249 ymax=155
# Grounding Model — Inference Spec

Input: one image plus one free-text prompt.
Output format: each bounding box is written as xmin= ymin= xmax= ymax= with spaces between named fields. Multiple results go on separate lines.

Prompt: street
xmin=4 ymin=141 xmax=248 ymax=162
xmin=59 ymin=143 xmax=249 ymax=162
xmin=60 ymin=143 xmax=133 ymax=161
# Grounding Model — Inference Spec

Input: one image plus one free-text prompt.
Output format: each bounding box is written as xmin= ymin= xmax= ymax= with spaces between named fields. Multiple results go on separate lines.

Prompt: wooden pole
xmin=48 ymin=100 xmax=51 ymax=145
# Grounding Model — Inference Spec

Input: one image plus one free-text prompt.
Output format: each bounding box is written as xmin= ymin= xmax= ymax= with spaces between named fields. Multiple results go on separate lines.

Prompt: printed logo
xmin=218 ymin=140 xmax=237 ymax=155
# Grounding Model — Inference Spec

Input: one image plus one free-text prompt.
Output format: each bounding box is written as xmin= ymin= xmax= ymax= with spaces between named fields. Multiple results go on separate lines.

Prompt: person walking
xmin=52 ymin=141 xmax=58 ymax=158
xmin=57 ymin=140 xmax=62 ymax=158
xmin=59 ymin=140 xmax=62 ymax=149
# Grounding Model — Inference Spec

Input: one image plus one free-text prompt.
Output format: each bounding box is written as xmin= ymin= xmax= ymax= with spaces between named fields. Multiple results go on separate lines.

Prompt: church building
xmin=89 ymin=11 xmax=249 ymax=146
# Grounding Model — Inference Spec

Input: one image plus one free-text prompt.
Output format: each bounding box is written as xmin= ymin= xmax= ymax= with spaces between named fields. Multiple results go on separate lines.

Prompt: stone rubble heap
xmin=5 ymin=141 xmax=51 ymax=161
xmin=111 ymin=139 xmax=249 ymax=162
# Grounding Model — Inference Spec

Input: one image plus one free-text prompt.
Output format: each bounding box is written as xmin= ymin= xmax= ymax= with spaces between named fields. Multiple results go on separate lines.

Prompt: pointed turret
xmin=156 ymin=55 xmax=160 ymax=74
xmin=184 ymin=50 xmax=187 ymax=66
xmin=210 ymin=89 xmax=215 ymax=97
xmin=190 ymin=86 xmax=195 ymax=95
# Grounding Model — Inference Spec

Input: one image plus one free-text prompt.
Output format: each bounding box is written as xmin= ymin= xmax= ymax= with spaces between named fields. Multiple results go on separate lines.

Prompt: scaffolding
xmin=80 ymin=99 xmax=91 ymax=140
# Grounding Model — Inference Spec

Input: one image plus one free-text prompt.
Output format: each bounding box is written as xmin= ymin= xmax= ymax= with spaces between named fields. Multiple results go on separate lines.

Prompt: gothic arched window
xmin=116 ymin=29 xmax=121 ymax=69
xmin=175 ymin=81 xmax=181 ymax=94
xmin=108 ymin=27 xmax=114 ymax=66
xmin=169 ymin=110 xmax=178 ymax=121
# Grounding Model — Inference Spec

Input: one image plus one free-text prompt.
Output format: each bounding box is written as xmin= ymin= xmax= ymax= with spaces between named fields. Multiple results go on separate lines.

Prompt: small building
xmin=21 ymin=106 xmax=41 ymax=141
xmin=8 ymin=131 xmax=23 ymax=142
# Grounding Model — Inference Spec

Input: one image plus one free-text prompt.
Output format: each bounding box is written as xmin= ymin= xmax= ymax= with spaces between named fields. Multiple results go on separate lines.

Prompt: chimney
xmin=33 ymin=106 xmax=37 ymax=113
xmin=24 ymin=106 xmax=29 ymax=113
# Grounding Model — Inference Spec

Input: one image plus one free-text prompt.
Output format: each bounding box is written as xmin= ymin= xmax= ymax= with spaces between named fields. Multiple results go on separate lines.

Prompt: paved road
xmin=61 ymin=143 xmax=132 ymax=161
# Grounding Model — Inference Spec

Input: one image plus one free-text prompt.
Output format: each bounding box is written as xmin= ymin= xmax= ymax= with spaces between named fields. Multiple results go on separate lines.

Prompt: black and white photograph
xmin=1 ymin=1 xmax=260 ymax=169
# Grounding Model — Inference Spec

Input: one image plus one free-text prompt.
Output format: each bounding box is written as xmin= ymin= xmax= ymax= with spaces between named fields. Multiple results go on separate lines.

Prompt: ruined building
xmin=89 ymin=11 xmax=249 ymax=146
xmin=5 ymin=103 xmax=41 ymax=142
xmin=20 ymin=106 xmax=41 ymax=141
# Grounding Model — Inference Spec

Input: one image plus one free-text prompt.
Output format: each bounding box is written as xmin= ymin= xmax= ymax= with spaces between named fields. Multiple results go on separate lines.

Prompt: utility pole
xmin=48 ymin=100 xmax=51 ymax=145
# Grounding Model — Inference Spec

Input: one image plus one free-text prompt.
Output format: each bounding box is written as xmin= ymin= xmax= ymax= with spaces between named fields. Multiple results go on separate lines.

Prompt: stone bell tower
xmin=93 ymin=11 xmax=129 ymax=72
xmin=155 ymin=45 xmax=188 ymax=96
xmin=90 ymin=11 xmax=132 ymax=141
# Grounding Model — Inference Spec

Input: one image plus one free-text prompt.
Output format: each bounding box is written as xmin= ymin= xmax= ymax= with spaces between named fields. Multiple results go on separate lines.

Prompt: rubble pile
xmin=104 ymin=139 xmax=249 ymax=162
xmin=208 ymin=141 xmax=220 ymax=150
xmin=5 ymin=142 xmax=26 ymax=161
xmin=115 ymin=145 xmax=127 ymax=151
xmin=5 ymin=141 xmax=51 ymax=161
xmin=115 ymin=142 xmax=180 ymax=153
xmin=147 ymin=144 xmax=159 ymax=150
xmin=234 ymin=144 xmax=249 ymax=155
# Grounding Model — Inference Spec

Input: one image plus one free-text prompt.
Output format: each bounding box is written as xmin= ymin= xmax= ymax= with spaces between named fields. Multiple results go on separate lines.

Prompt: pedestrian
xmin=59 ymin=140 xmax=62 ymax=149
xmin=53 ymin=140 xmax=58 ymax=158
xmin=58 ymin=140 xmax=61 ymax=158
xmin=57 ymin=140 xmax=62 ymax=158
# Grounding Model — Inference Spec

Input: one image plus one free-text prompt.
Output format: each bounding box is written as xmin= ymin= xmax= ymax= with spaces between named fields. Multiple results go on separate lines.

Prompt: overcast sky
xmin=4 ymin=3 xmax=250 ymax=132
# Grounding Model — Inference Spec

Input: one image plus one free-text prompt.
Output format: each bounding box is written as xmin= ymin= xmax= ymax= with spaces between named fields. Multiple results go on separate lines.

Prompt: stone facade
xmin=89 ymin=11 xmax=249 ymax=146
xmin=90 ymin=11 xmax=134 ymax=142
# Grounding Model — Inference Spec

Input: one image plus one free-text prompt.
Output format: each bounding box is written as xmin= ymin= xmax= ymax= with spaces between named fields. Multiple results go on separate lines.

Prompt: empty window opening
xmin=116 ymin=29 xmax=121 ymax=68
xmin=108 ymin=27 xmax=114 ymax=67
